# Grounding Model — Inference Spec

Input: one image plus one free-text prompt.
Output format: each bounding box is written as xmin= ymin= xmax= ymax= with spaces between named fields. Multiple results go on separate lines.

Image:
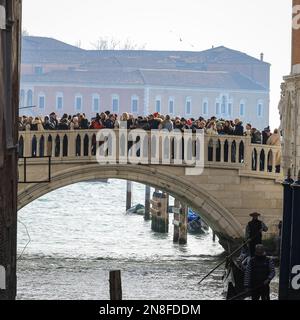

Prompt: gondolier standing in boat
xmin=244 ymin=244 xmax=275 ymax=300
xmin=245 ymin=212 xmax=268 ymax=257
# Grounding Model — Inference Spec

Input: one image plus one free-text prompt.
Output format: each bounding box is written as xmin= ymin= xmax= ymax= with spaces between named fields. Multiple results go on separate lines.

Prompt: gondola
xmin=223 ymin=256 xmax=248 ymax=300
xmin=126 ymin=203 xmax=145 ymax=215
xmin=187 ymin=209 xmax=209 ymax=234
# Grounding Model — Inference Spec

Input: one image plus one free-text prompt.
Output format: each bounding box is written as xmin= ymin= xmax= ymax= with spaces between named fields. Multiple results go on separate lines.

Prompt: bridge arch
xmin=18 ymin=164 xmax=244 ymax=244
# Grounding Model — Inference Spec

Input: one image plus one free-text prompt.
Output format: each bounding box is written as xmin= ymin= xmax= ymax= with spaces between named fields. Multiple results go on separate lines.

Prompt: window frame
xmin=168 ymin=97 xmax=175 ymax=115
xmin=56 ymin=92 xmax=64 ymax=111
xmin=131 ymin=95 xmax=139 ymax=114
xmin=185 ymin=97 xmax=192 ymax=116
xmin=74 ymin=94 xmax=83 ymax=112
xmin=26 ymin=89 xmax=33 ymax=107
xmin=92 ymin=94 xmax=100 ymax=113
xmin=240 ymin=100 xmax=246 ymax=117
xmin=155 ymin=96 xmax=161 ymax=113
xmin=38 ymin=93 xmax=46 ymax=110
xmin=257 ymin=100 xmax=264 ymax=118
xmin=202 ymin=99 xmax=209 ymax=116
xmin=112 ymin=94 xmax=120 ymax=113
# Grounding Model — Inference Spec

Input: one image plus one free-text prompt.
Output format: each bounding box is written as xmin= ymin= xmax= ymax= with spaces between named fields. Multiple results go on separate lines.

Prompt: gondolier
xmin=245 ymin=212 xmax=268 ymax=257
xmin=244 ymin=244 xmax=275 ymax=300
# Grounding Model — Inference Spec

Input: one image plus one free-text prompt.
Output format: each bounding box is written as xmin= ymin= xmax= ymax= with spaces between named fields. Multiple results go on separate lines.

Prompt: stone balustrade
xmin=17 ymin=130 xmax=282 ymax=178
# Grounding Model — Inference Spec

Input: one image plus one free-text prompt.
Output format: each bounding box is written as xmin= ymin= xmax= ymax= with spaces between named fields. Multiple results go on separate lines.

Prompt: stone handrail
xmin=17 ymin=130 xmax=282 ymax=178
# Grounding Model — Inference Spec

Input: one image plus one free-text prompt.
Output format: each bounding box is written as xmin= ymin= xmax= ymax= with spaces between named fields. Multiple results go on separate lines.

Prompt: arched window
xmin=155 ymin=96 xmax=161 ymax=113
xmin=221 ymin=95 xmax=227 ymax=115
xmin=257 ymin=100 xmax=264 ymax=117
xmin=185 ymin=97 xmax=192 ymax=115
xmin=20 ymin=89 xmax=25 ymax=108
xmin=27 ymin=89 xmax=33 ymax=107
xmin=202 ymin=99 xmax=208 ymax=116
xmin=240 ymin=100 xmax=246 ymax=117
xmin=168 ymin=97 xmax=175 ymax=115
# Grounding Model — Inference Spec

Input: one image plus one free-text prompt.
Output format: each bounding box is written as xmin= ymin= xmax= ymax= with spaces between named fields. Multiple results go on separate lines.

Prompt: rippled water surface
xmin=17 ymin=180 xmax=278 ymax=300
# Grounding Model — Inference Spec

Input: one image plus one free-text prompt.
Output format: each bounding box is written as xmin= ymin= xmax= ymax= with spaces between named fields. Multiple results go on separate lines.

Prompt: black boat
xmin=223 ymin=256 xmax=248 ymax=300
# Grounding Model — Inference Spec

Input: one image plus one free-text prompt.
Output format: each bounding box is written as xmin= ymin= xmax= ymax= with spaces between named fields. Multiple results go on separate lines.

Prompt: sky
xmin=22 ymin=0 xmax=293 ymax=129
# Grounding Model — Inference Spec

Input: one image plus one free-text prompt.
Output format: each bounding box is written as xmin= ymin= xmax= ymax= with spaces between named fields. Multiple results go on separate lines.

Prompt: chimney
xmin=292 ymin=0 xmax=300 ymax=74
xmin=260 ymin=53 xmax=264 ymax=61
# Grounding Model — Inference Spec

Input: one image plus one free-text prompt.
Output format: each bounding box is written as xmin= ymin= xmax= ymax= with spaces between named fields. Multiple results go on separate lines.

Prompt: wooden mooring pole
xmin=126 ymin=181 xmax=132 ymax=211
xmin=109 ymin=270 xmax=122 ymax=300
xmin=178 ymin=205 xmax=188 ymax=245
xmin=150 ymin=191 xmax=168 ymax=233
xmin=144 ymin=185 xmax=151 ymax=221
xmin=173 ymin=199 xmax=181 ymax=243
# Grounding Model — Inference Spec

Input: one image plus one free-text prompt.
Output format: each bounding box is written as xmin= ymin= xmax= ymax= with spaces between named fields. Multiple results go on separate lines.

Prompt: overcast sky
xmin=22 ymin=0 xmax=293 ymax=129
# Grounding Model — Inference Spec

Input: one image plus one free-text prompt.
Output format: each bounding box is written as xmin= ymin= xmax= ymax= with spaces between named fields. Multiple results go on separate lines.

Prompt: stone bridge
xmin=17 ymin=129 xmax=283 ymax=247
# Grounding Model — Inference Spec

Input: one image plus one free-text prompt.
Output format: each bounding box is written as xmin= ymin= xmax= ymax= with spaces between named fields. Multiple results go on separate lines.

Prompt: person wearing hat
xmin=262 ymin=126 xmax=271 ymax=145
xmin=244 ymin=244 xmax=275 ymax=300
xmin=245 ymin=212 xmax=268 ymax=257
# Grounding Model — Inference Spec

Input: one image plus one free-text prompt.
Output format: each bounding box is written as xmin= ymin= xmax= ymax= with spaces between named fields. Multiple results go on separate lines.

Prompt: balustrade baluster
xmin=228 ymin=139 xmax=233 ymax=164
xmin=220 ymin=139 xmax=224 ymax=163
xmin=272 ymin=150 xmax=277 ymax=173
xmin=264 ymin=149 xmax=269 ymax=173
xmin=59 ymin=134 xmax=64 ymax=158
xmin=256 ymin=148 xmax=262 ymax=172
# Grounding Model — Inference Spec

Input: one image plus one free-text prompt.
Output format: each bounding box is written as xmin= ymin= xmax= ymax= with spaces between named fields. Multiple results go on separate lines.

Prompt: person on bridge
xmin=245 ymin=212 xmax=268 ymax=257
xmin=244 ymin=244 xmax=275 ymax=300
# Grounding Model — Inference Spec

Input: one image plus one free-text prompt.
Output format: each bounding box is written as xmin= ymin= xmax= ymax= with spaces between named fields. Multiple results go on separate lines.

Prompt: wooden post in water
xmin=150 ymin=191 xmax=160 ymax=232
xmin=150 ymin=191 xmax=168 ymax=233
xmin=144 ymin=185 xmax=151 ymax=221
xmin=109 ymin=270 xmax=122 ymax=300
xmin=126 ymin=180 xmax=132 ymax=211
xmin=159 ymin=192 xmax=169 ymax=233
xmin=179 ymin=204 xmax=188 ymax=245
xmin=212 ymin=231 xmax=216 ymax=242
xmin=173 ymin=199 xmax=181 ymax=243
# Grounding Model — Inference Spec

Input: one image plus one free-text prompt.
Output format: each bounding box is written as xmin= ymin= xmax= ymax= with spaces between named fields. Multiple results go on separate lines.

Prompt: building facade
xmin=21 ymin=36 xmax=270 ymax=129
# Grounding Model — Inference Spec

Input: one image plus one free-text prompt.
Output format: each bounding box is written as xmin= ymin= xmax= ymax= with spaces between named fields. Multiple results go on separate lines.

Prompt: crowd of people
xmin=18 ymin=111 xmax=281 ymax=147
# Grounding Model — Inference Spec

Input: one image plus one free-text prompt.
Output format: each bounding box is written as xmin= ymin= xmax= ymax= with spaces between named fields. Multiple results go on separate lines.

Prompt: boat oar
xmin=198 ymin=238 xmax=251 ymax=285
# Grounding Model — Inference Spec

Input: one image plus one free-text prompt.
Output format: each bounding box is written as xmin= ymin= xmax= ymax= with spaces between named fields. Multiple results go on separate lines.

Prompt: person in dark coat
xmin=233 ymin=119 xmax=244 ymax=136
xmin=262 ymin=126 xmax=271 ymax=144
xmin=245 ymin=212 xmax=268 ymax=257
xmin=244 ymin=244 xmax=275 ymax=300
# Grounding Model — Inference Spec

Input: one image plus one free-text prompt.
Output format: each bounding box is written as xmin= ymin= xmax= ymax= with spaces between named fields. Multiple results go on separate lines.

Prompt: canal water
xmin=17 ymin=180 xmax=279 ymax=300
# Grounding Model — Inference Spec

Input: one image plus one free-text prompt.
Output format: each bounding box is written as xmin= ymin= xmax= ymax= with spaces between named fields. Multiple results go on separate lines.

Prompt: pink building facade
xmin=20 ymin=36 xmax=271 ymax=129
